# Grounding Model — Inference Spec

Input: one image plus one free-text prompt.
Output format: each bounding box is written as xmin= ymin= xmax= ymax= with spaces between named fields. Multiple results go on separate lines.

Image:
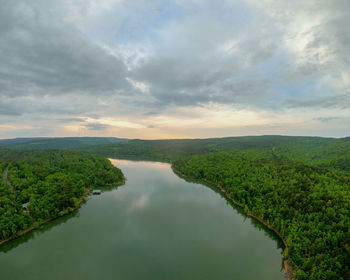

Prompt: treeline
xmin=0 ymin=149 xmax=124 ymax=243
xmin=75 ymin=136 xmax=350 ymax=171
xmin=0 ymin=137 xmax=127 ymax=150
xmin=173 ymin=150 xmax=350 ymax=280
xmin=76 ymin=136 xmax=295 ymax=161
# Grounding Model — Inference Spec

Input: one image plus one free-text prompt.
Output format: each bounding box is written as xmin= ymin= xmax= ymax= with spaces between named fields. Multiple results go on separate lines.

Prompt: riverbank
xmin=171 ymin=165 xmax=295 ymax=280
xmin=0 ymin=188 xmax=93 ymax=247
xmin=0 ymin=151 xmax=126 ymax=249
xmin=0 ymin=176 xmax=126 ymax=248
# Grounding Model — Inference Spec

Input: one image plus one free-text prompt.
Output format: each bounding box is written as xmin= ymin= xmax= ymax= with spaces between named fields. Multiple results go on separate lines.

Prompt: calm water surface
xmin=0 ymin=159 xmax=285 ymax=280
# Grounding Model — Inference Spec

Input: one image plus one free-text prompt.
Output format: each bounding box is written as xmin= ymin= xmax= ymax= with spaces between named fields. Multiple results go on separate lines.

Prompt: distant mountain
xmin=0 ymin=137 xmax=128 ymax=150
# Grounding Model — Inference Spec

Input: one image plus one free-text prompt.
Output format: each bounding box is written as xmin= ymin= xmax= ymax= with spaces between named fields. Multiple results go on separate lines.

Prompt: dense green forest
xmin=0 ymin=137 xmax=128 ymax=150
xmin=0 ymin=149 xmax=124 ymax=244
xmin=173 ymin=151 xmax=350 ymax=280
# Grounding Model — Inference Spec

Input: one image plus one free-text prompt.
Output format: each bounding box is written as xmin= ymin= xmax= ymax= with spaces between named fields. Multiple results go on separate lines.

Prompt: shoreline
xmin=0 ymin=188 xmax=91 ymax=247
xmin=0 ymin=177 xmax=126 ymax=247
xmin=1 ymin=158 xmax=294 ymax=279
xmin=171 ymin=165 xmax=295 ymax=280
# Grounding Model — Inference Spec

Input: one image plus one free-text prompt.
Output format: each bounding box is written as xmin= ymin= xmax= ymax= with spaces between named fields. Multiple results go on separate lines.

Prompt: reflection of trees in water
xmin=176 ymin=174 xmax=285 ymax=251
xmin=1 ymin=174 xmax=284 ymax=271
xmin=1 ymin=183 xmax=123 ymax=254
xmin=98 ymin=184 xmax=125 ymax=193
xmin=0 ymin=211 xmax=79 ymax=253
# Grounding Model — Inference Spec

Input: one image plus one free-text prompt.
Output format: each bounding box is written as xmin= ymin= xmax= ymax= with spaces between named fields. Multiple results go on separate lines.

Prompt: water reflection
xmin=0 ymin=185 xmax=121 ymax=252
xmin=0 ymin=211 xmax=79 ymax=253
xmin=109 ymin=158 xmax=170 ymax=168
xmin=109 ymin=158 xmax=170 ymax=169
xmin=0 ymin=159 xmax=284 ymax=280
xmin=176 ymin=174 xmax=285 ymax=251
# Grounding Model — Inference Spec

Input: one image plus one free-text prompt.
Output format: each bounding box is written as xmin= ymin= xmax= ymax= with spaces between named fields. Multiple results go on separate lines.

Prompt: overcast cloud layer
xmin=0 ymin=0 xmax=349 ymax=138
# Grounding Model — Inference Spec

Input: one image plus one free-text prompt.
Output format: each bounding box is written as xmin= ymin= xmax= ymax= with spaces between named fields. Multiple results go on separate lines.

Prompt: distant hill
xmin=0 ymin=137 xmax=128 ymax=150
xmin=3 ymin=135 xmax=350 ymax=171
xmin=0 ymin=137 xmax=50 ymax=146
xmin=76 ymin=135 xmax=350 ymax=171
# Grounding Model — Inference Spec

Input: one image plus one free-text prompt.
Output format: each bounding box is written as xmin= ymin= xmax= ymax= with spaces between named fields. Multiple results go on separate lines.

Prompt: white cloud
xmin=126 ymin=77 xmax=150 ymax=93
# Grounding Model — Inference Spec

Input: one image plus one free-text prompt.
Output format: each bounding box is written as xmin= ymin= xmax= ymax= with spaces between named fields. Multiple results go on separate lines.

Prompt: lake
xmin=0 ymin=159 xmax=285 ymax=280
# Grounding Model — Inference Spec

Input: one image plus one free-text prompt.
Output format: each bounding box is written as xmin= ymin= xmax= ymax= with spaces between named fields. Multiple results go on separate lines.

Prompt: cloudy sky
xmin=0 ymin=0 xmax=349 ymax=139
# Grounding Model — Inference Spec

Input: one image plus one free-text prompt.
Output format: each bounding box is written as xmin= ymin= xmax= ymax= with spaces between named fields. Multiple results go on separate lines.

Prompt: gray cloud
xmin=0 ymin=0 xmax=350 ymax=138
xmin=57 ymin=117 xmax=86 ymax=123
xmin=315 ymin=117 xmax=342 ymax=123
xmin=286 ymin=94 xmax=350 ymax=109
xmin=0 ymin=0 xmax=130 ymax=98
xmin=86 ymin=123 xmax=108 ymax=131
xmin=0 ymin=103 xmax=23 ymax=116
xmin=2 ymin=0 xmax=349 ymax=112
xmin=125 ymin=0 xmax=350 ymax=110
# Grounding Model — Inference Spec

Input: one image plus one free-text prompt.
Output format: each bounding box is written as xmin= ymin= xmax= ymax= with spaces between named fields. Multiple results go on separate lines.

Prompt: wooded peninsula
xmin=0 ymin=149 xmax=125 ymax=245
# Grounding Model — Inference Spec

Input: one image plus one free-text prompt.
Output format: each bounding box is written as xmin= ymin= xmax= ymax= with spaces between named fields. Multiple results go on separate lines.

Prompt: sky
xmin=0 ymin=0 xmax=349 ymax=139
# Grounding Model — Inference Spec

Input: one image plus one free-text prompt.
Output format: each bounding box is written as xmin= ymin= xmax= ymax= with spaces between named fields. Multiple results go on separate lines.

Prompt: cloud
xmin=57 ymin=118 xmax=86 ymax=123
xmin=86 ymin=123 xmax=108 ymax=131
xmin=285 ymin=94 xmax=350 ymax=109
xmin=315 ymin=117 xmax=341 ymax=123
xmin=0 ymin=0 xmax=349 ymax=138
xmin=0 ymin=0 xmax=130 ymax=98
xmin=0 ymin=104 xmax=22 ymax=116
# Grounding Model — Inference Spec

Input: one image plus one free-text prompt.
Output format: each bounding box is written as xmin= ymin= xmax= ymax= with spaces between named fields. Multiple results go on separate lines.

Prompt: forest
xmin=173 ymin=150 xmax=350 ymax=280
xmin=0 ymin=149 xmax=124 ymax=244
